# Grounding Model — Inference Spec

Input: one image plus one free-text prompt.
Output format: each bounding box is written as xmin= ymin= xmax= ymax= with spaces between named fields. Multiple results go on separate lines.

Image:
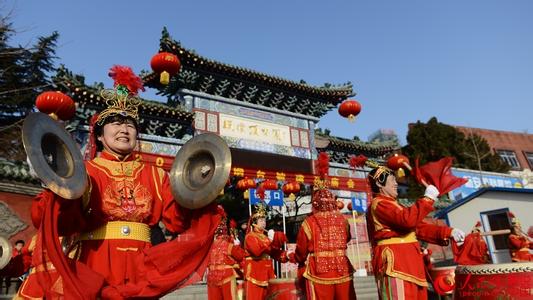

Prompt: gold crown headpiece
xmin=252 ymin=204 xmax=267 ymax=220
xmin=371 ymin=165 xmax=393 ymax=181
xmin=96 ymin=65 xmax=144 ymax=125
xmin=96 ymin=88 xmax=141 ymax=125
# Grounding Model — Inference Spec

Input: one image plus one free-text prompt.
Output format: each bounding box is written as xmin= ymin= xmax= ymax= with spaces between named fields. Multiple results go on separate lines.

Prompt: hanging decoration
xmin=282 ymin=181 xmax=301 ymax=201
xmin=35 ymin=91 xmax=76 ymax=121
xmin=236 ymin=177 xmax=256 ymax=199
xmin=150 ymin=52 xmax=181 ymax=85
xmin=387 ymin=153 xmax=411 ymax=178
xmin=338 ymin=99 xmax=362 ymax=122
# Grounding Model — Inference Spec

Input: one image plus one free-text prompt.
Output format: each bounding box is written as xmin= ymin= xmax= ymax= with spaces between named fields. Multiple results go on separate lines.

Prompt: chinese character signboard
xmin=351 ymin=197 xmax=367 ymax=213
xmin=449 ymin=169 xmax=523 ymax=201
xmin=249 ymin=188 xmax=284 ymax=206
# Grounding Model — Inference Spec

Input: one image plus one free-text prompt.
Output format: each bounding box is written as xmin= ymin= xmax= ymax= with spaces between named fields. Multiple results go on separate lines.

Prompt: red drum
xmin=455 ymin=262 xmax=533 ymax=300
xmin=266 ymin=278 xmax=305 ymax=300
xmin=429 ymin=266 xmax=456 ymax=295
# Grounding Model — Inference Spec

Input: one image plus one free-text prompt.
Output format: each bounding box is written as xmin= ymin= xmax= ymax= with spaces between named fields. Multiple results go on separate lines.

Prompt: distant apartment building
xmin=368 ymin=128 xmax=400 ymax=146
xmin=455 ymin=126 xmax=533 ymax=187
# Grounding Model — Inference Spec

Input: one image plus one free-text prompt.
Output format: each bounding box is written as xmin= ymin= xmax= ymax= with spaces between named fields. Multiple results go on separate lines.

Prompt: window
xmin=486 ymin=211 xmax=511 ymax=250
xmin=496 ymin=150 xmax=520 ymax=169
xmin=525 ymin=152 xmax=533 ymax=169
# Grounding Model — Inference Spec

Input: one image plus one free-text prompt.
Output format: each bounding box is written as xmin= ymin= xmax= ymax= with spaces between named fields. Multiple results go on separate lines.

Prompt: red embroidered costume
xmin=367 ymin=166 xmax=453 ymax=300
xmin=293 ymin=188 xmax=356 ymax=300
xmin=243 ymin=206 xmax=287 ymax=300
xmin=17 ymin=66 xmax=220 ymax=299
xmin=207 ymin=208 xmax=247 ymax=300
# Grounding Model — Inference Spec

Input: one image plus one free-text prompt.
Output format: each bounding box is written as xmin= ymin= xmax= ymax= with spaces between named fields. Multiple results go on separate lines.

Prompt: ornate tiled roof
xmin=53 ymin=67 xmax=193 ymax=139
xmin=315 ymin=134 xmax=398 ymax=164
xmin=0 ymin=158 xmax=42 ymax=195
xmin=143 ymin=28 xmax=354 ymax=118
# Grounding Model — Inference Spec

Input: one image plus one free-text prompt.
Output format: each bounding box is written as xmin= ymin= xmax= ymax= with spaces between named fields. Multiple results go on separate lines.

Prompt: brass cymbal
xmin=0 ymin=235 xmax=12 ymax=270
xmin=170 ymin=133 xmax=231 ymax=209
xmin=22 ymin=112 xmax=88 ymax=200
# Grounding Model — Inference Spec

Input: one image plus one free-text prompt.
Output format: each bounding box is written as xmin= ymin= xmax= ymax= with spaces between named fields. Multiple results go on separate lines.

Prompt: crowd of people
xmin=1 ymin=65 xmax=532 ymax=300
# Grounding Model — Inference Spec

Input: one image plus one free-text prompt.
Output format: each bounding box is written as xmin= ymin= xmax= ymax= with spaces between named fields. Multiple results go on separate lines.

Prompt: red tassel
xmin=349 ymin=154 xmax=368 ymax=169
xmin=257 ymin=184 xmax=266 ymax=200
xmin=84 ymin=114 xmax=99 ymax=160
xmin=316 ymin=152 xmax=330 ymax=179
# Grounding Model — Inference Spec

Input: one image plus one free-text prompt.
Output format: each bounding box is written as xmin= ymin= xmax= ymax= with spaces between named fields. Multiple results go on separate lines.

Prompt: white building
xmin=436 ymin=187 xmax=533 ymax=264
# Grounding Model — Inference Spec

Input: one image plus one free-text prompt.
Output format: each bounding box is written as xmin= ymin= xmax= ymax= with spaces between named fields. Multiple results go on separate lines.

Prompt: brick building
xmin=455 ymin=126 xmax=533 ymax=187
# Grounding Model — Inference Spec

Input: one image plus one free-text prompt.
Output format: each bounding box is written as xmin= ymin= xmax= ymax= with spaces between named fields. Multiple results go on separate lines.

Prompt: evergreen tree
xmin=0 ymin=13 xmax=59 ymax=121
xmin=0 ymin=12 xmax=60 ymax=161
xmin=401 ymin=117 xmax=510 ymax=200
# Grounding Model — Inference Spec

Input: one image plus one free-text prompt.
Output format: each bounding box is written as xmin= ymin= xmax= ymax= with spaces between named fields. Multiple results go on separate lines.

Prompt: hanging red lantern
xmin=347 ymin=202 xmax=353 ymax=211
xmin=35 ymin=91 xmax=76 ymax=120
xmin=338 ymin=99 xmax=362 ymax=122
xmin=150 ymin=52 xmax=181 ymax=85
xmin=336 ymin=200 xmax=344 ymax=210
xmin=282 ymin=182 xmax=300 ymax=195
xmin=282 ymin=181 xmax=301 ymax=202
xmin=387 ymin=154 xmax=411 ymax=178
xmin=261 ymin=179 xmax=278 ymax=190
xmin=236 ymin=178 xmax=256 ymax=191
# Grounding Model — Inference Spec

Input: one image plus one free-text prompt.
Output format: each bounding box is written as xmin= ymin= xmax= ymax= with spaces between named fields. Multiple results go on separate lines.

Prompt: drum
xmin=454 ymin=262 xmax=533 ymax=300
xmin=266 ymin=278 xmax=305 ymax=300
xmin=429 ymin=266 xmax=456 ymax=295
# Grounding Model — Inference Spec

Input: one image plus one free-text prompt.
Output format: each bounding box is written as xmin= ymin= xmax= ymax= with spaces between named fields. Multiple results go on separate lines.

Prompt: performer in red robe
xmin=452 ymin=221 xmax=489 ymax=265
xmin=18 ymin=66 xmax=220 ymax=299
xmin=243 ymin=205 xmax=287 ymax=300
xmin=508 ymin=212 xmax=533 ymax=262
xmin=207 ymin=207 xmax=247 ymax=300
xmin=366 ymin=165 xmax=465 ymax=300
xmin=292 ymin=187 xmax=356 ymax=300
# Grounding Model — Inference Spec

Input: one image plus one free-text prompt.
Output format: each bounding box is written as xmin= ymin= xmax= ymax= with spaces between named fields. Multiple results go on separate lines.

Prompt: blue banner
xmin=351 ymin=197 xmax=367 ymax=213
xmin=249 ymin=188 xmax=284 ymax=206
xmin=449 ymin=169 xmax=523 ymax=201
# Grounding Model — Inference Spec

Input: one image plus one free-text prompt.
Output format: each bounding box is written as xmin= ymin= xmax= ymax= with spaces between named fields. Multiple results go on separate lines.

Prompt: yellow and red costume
xmin=244 ymin=227 xmax=274 ymax=300
xmin=508 ymin=233 xmax=533 ymax=262
xmin=19 ymin=150 xmax=220 ymax=299
xmin=294 ymin=210 xmax=356 ymax=300
xmin=368 ymin=194 xmax=452 ymax=300
xmin=243 ymin=224 xmax=286 ymax=299
xmin=207 ymin=236 xmax=247 ymax=300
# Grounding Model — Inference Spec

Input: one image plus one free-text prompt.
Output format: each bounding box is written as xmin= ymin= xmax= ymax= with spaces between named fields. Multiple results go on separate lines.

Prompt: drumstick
xmin=400 ymin=162 xmax=429 ymax=187
xmin=480 ymin=229 xmax=511 ymax=236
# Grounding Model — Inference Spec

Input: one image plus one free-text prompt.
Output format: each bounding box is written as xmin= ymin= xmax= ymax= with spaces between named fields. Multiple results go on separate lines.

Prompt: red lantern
xmin=387 ymin=153 xmax=410 ymax=170
xmin=282 ymin=182 xmax=301 ymax=195
xmin=261 ymin=179 xmax=278 ymax=190
xmin=150 ymin=52 xmax=181 ymax=85
xmin=236 ymin=178 xmax=256 ymax=191
xmin=336 ymin=200 xmax=344 ymax=210
xmin=387 ymin=154 xmax=411 ymax=178
xmin=338 ymin=99 xmax=361 ymax=122
xmin=282 ymin=181 xmax=301 ymax=202
xmin=347 ymin=202 xmax=353 ymax=211
xmin=35 ymin=91 xmax=76 ymax=120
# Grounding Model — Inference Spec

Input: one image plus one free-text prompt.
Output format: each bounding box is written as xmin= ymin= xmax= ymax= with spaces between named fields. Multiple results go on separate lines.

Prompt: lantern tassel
xmin=396 ymin=167 xmax=406 ymax=179
xmin=244 ymin=190 xmax=250 ymax=199
xmin=348 ymin=114 xmax=356 ymax=122
xmin=288 ymin=193 xmax=296 ymax=201
xmin=160 ymin=71 xmax=170 ymax=85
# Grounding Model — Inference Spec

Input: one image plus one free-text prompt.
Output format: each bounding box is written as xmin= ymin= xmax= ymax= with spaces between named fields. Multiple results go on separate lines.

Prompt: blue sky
xmin=6 ymin=0 xmax=533 ymax=144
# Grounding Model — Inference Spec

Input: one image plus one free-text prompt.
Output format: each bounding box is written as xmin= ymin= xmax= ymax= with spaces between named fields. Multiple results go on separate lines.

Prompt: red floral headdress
xmin=95 ymin=65 xmax=144 ymax=125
